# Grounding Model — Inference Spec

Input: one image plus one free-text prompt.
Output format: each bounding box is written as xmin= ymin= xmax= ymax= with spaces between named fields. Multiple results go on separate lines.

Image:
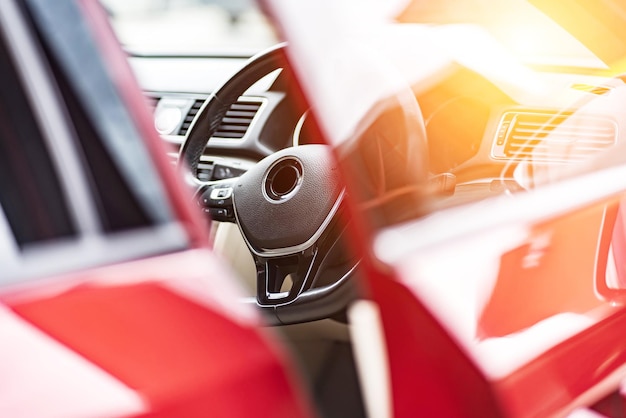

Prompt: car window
xmin=26 ymin=0 xmax=175 ymax=229
xmin=0 ymin=0 xmax=188 ymax=283
xmin=101 ymin=0 xmax=278 ymax=55
xmin=0 ymin=33 xmax=76 ymax=246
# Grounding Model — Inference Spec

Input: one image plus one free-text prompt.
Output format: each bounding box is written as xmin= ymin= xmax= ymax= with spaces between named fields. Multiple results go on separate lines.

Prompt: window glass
xmin=101 ymin=0 xmax=278 ymax=55
xmin=0 ymin=34 xmax=76 ymax=246
xmin=25 ymin=0 xmax=175 ymax=231
xmin=39 ymin=36 xmax=153 ymax=232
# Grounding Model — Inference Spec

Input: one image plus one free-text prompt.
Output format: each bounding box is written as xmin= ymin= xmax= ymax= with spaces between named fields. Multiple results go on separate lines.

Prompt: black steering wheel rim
xmin=179 ymin=43 xmax=289 ymax=176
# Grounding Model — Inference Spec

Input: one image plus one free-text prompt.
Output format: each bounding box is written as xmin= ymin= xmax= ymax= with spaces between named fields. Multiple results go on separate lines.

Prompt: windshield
xmin=397 ymin=0 xmax=605 ymax=68
xmin=100 ymin=0 xmax=278 ymax=55
xmin=101 ymin=0 xmax=602 ymax=67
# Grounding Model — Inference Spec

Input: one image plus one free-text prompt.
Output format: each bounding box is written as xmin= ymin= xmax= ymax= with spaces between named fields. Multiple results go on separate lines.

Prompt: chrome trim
xmin=261 ymin=156 xmax=303 ymax=204
xmin=234 ymin=189 xmax=346 ymax=257
xmin=292 ymin=110 xmax=309 ymax=147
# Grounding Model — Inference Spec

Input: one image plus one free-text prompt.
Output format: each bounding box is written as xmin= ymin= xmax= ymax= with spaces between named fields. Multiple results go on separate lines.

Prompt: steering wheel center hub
xmin=264 ymin=157 xmax=303 ymax=202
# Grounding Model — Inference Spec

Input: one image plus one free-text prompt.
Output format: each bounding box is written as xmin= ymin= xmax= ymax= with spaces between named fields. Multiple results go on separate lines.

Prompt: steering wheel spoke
xmin=256 ymin=246 xmax=323 ymax=306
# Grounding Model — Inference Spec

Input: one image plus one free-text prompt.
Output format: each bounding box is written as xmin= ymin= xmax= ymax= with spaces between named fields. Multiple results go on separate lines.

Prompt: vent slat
xmin=224 ymin=110 xmax=259 ymax=118
xmin=230 ymin=103 xmax=262 ymax=111
xmin=506 ymin=148 xmax=593 ymax=156
xmin=513 ymin=126 xmax=614 ymax=135
xmin=508 ymin=151 xmax=587 ymax=159
xmin=215 ymin=124 xmax=249 ymax=132
xmin=221 ymin=117 xmax=254 ymax=125
xmin=178 ymin=99 xmax=205 ymax=136
xmin=509 ymin=135 xmax=613 ymax=145
xmin=212 ymin=131 xmax=246 ymax=138
xmin=508 ymin=145 xmax=611 ymax=152
xmin=497 ymin=111 xmax=616 ymax=162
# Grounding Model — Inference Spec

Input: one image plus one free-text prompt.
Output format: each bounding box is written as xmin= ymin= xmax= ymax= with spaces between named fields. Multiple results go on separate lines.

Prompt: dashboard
xmin=130 ymin=52 xmax=626 ymax=204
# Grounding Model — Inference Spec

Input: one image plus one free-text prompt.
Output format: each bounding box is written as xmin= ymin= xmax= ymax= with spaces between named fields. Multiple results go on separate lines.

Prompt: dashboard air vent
xmin=177 ymin=97 xmax=263 ymax=139
xmin=178 ymin=99 xmax=204 ymax=136
xmin=570 ymin=83 xmax=611 ymax=95
xmin=492 ymin=111 xmax=617 ymax=163
xmin=212 ymin=99 xmax=263 ymax=139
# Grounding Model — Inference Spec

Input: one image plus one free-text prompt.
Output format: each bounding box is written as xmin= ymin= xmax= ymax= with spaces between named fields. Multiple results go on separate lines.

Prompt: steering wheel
xmin=179 ymin=44 xmax=358 ymax=325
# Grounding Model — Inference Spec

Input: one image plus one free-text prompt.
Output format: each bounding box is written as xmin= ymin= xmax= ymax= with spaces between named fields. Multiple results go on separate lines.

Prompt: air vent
xmin=212 ymin=100 xmax=263 ymax=139
xmin=178 ymin=99 xmax=204 ymax=136
xmin=570 ymin=83 xmax=611 ymax=95
xmin=177 ymin=97 xmax=263 ymax=139
xmin=492 ymin=111 xmax=617 ymax=163
xmin=196 ymin=160 xmax=214 ymax=182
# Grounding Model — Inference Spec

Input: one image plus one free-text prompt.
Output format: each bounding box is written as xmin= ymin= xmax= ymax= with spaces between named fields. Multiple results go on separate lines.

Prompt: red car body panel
xmin=2 ymin=250 xmax=314 ymax=418
xmin=362 ymin=197 xmax=626 ymax=417
xmin=260 ymin=1 xmax=626 ymax=413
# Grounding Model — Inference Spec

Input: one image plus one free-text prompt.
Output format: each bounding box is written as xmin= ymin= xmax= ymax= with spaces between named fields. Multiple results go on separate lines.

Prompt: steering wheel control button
xmin=199 ymin=184 xmax=235 ymax=222
xmin=210 ymin=187 xmax=233 ymax=200
xmin=263 ymin=157 xmax=303 ymax=203
xmin=207 ymin=208 xmax=231 ymax=221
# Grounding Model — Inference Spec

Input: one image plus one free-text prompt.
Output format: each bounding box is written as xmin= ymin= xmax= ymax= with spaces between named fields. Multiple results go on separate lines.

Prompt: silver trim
xmin=234 ymin=189 xmax=346 ymax=257
xmin=0 ymin=0 xmax=101 ymax=235
xmin=292 ymin=110 xmax=309 ymax=147
xmin=261 ymin=156 xmax=303 ymax=204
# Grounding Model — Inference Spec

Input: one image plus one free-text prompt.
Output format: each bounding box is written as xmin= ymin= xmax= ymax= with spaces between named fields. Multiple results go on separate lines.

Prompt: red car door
xmin=263 ymin=0 xmax=626 ymax=416
xmin=0 ymin=1 xmax=314 ymax=417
